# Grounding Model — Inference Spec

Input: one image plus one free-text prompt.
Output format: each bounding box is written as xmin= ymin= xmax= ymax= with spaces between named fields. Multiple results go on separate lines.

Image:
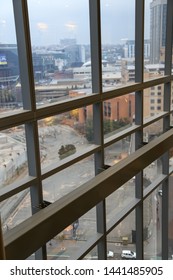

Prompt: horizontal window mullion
xmin=143 ymin=174 xmax=167 ymax=199
xmin=73 ymin=233 xmax=103 ymax=260
xmin=143 ymin=111 xmax=169 ymax=127
xmin=104 ymin=124 xmax=140 ymax=147
xmin=0 ymin=111 xmax=33 ymax=131
xmin=106 ymin=198 xmax=140 ymax=235
xmin=101 ymin=76 xmax=172 ymax=101
xmin=36 ymin=94 xmax=100 ymax=119
xmin=0 ymin=176 xmax=37 ymax=202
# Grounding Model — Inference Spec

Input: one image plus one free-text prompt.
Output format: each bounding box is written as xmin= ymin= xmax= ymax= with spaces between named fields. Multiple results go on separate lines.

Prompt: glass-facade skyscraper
xmin=150 ymin=0 xmax=167 ymax=63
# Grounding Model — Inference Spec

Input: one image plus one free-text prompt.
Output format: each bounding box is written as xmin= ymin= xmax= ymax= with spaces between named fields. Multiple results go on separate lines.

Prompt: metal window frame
xmin=3 ymin=128 xmax=173 ymax=259
xmin=0 ymin=0 xmax=173 ymax=260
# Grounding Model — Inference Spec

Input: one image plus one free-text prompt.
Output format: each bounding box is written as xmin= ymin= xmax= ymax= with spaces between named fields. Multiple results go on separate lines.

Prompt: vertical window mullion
xmin=135 ymin=0 xmax=145 ymax=260
xmin=162 ymin=0 xmax=173 ymax=260
xmin=13 ymin=0 xmax=46 ymax=260
xmin=12 ymin=0 xmax=35 ymax=110
xmin=89 ymin=0 xmax=106 ymax=259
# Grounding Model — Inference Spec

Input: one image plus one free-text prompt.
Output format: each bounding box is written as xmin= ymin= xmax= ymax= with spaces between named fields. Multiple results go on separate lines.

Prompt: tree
xmin=85 ymin=118 xmax=94 ymax=142
xmin=85 ymin=118 xmax=130 ymax=143
xmin=0 ymin=88 xmax=15 ymax=104
xmin=58 ymin=144 xmax=76 ymax=159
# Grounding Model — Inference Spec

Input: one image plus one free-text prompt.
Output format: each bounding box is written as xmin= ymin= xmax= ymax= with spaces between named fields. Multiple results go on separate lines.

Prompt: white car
xmin=107 ymin=250 xmax=114 ymax=258
xmin=121 ymin=250 xmax=136 ymax=259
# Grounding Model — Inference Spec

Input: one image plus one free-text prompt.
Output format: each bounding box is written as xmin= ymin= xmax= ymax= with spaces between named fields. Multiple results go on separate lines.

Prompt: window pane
xmin=104 ymin=137 xmax=130 ymax=166
xmin=1 ymin=189 xmax=31 ymax=230
xmin=83 ymin=246 xmax=98 ymax=260
xmin=106 ymin=181 xmax=135 ymax=226
xmin=103 ymin=94 xmax=135 ymax=139
xmin=143 ymin=158 xmax=163 ymax=190
xmin=144 ymin=85 xmax=164 ymax=120
xmin=38 ymin=106 xmax=94 ymax=170
xmin=0 ymin=126 xmax=28 ymax=187
xmin=144 ymin=120 xmax=163 ymax=143
xmin=144 ymin=190 xmax=162 ymax=259
xmin=43 ymin=156 xmax=95 ymax=202
xmin=144 ymin=0 xmax=167 ymax=81
xmin=107 ymin=211 xmax=136 ymax=260
xmin=27 ymin=0 xmax=91 ymax=99
xmin=47 ymin=208 xmax=96 ymax=260
xmin=101 ymin=0 xmax=135 ymax=90
xmin=144 ymin=0 xmax=151 ymax=65
xmin=0 ymin=1 xmax=23 ymax=113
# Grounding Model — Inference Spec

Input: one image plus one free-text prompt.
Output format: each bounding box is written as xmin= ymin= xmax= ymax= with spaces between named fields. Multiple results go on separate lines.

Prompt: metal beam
xmin=135 ymin=0 xmax=145 ymax=260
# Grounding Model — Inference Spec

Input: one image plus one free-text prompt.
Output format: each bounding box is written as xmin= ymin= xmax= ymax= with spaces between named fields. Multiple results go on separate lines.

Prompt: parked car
xmin=107 ymin=250 xmax=114 ymax=258
xmin=121 ymin=250 xmax=136 ymax=259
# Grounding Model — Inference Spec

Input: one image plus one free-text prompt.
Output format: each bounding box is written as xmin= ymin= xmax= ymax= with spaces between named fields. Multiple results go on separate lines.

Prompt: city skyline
xmin=0 ymin=0 xmax=151 ymax=46
xmin=1 ymin=0 xmax=173 ymax=261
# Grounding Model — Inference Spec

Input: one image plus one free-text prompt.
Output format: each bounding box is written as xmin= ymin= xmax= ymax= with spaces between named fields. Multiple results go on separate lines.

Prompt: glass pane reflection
xmin=47 ymin=208 xmax=96 ymax=260
xmin=144 ymin=189 xmax=162 ymax=260
xmin=107 ymin=211 xmax=136 ymax=260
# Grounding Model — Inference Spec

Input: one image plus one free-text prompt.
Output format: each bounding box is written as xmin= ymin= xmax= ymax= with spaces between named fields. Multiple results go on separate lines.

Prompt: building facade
xmin=150 ymin=0 xmax=167 ymax=63
xmin=124 ymin=39 xmax=150 ymax=59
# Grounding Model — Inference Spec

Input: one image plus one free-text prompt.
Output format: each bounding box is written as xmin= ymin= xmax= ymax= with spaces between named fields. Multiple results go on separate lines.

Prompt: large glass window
xmin=0 ymin=1 xmax=22 ymax=113
xmin=43 ymin=156 xmax=95 ymax=202
xmin=107 ymin=211 xmax=136 ymax=260
xmin=1 ymin=189 xmax=31 ymax=231
xmin=144 ymin=0 xmax=167 ymax=81
xmin=143 ymin=190 xmax=162 ymax=260
xmin=0 ymin=126 xmax=28 ymax=187
xmin=46 ymin=208 xmax=96 ymax=260
xmin=0 ymin=0 xmax=173 ymax=260
xmin=101 ymin=0 xmax=135 ymax=89
xmin=27 ymin=0 xmax=91 ymax=103
xmin=38 ymin=106 xmax=94 ymax=170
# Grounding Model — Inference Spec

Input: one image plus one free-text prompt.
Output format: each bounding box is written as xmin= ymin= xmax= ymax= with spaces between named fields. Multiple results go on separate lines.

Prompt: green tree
xmin=58 ymin=144 xmax=76 ymax=159
xmin=85 ymin=118 xmax=94 ymax=142
xmin=85 ymin=118 xmax=130 ymax=142
xmin=0 ymin=89 xmax=16 ymax=104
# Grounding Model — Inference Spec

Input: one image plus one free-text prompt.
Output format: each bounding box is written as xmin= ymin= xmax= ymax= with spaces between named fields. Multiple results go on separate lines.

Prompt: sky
xmin=0 ymin=0 xmax=151 ymax=46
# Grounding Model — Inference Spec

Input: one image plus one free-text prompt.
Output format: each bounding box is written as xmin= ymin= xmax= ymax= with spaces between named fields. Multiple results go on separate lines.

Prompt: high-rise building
xmin=64 ymin=44 xmax=86 ymax=67
xmin=150 ymin=0 xmax=167 ymax=63
xmin=124 ymin=39 xmax=150 ymax=59
xmin=0 ymin=44 xmax=19 ymax=85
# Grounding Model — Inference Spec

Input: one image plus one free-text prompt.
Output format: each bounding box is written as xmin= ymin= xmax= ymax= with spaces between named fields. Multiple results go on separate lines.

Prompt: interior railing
xmin=2 ymin=128 xmax=173 ymax=259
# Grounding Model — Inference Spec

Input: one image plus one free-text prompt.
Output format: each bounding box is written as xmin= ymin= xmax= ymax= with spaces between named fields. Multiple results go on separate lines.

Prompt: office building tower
xmin=150 ymin=0 xmax=167 ymax=63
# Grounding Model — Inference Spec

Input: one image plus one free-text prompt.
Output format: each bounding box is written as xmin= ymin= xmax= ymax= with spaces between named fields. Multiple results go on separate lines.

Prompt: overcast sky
xmin=0 ymin=0 xmax=151 ymax=46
